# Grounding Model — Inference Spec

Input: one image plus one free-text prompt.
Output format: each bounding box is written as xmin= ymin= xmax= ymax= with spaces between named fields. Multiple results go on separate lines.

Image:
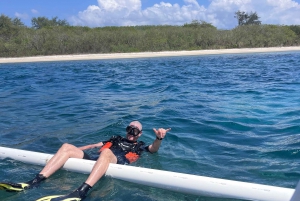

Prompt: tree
xmin=0 ymin=14 xmax=24 ymax=41
xmin=12 ymin=18 xmax=25 ymax=27
xmin=184 ymin=20 xmax=216 ymax=29
xmin=51 ymin=17 xmax=69 ymax=26
xmin=31 ymin=16 xmax=69 ymax=29
xmin=0 ymin=14 xmax=13 ymax=28
xmin=234 ymin=11 xmax=261 ymax=26
xmin=288 ymin=25 xmax=300 ymax=37
xmin=0 ymin=15 xmax=25 ymax=28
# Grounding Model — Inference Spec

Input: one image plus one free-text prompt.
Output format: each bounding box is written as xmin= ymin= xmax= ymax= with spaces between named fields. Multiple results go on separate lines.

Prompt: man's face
xmin=126 ymin=124 xmax=142 ymax=141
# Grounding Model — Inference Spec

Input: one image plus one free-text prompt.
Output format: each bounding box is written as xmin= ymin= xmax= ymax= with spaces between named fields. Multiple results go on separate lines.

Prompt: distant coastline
xmin=1 ymin=46 xmax=300 ymax=64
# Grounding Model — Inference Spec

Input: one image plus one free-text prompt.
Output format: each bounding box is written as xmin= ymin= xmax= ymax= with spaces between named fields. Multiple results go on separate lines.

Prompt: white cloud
xmin=70 ymin=0 xmax=300 ymax=29
xmin=98 ymin=0 xmax=141 ymax=12
xmin=31 ymin=9 xmax=39 ymax=14
xmin=15 ymin=12 xmax=29 ymax=19
xmin=208 ymin=0 xmax=300 ymax=27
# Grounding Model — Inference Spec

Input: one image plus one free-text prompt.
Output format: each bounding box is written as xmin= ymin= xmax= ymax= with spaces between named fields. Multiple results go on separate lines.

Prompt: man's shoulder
xmin=137 ymin=141 xmax=151 ymax=152
xmin=137 ymin=140 xmax=145 ymax=145
xmin=109 ymin=135 xmax=122 ymax=140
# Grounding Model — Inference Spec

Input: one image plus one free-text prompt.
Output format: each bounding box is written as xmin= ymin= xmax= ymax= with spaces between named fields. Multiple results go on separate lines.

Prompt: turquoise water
xmin=0 ymin=52 xmax=300 ymax=201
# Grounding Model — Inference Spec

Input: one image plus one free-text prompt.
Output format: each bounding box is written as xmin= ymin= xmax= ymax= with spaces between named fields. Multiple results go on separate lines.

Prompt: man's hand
xmin=78 ymin=142 xmax=103 ymax=151
xmin=149 ymin=128 xmax=171 ymax=153
xmin=153 ymin=128 xmax=171 ymax=140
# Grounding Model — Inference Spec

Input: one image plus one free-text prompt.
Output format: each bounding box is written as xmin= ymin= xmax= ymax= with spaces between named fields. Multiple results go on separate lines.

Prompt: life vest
xmin=99 ymin=142 xmax=113 ymax=152
xmin=100 ymin=135 xmax=145 ymax=163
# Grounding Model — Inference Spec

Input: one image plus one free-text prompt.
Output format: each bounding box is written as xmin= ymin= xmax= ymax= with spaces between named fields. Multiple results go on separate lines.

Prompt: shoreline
xmin=1 ymin=46 xmax=300 ymax=64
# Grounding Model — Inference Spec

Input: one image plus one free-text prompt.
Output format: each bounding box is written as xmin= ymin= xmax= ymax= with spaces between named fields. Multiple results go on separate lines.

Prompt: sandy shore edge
xmin=1 ymin=46 xmax=300 ymax=64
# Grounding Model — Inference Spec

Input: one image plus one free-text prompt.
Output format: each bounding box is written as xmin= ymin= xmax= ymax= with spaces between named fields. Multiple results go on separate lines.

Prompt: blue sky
xmin=1 ymin=0 xmax=299 ymax=29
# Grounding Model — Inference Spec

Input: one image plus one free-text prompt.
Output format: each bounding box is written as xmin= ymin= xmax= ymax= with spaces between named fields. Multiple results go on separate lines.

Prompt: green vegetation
xmin=234 ymin=11 xmax=261 ymax=26
xmin=31 ymin=17 xmax=69 ymax=29
xmin=0 ymin=14 xmax=299 ymax=57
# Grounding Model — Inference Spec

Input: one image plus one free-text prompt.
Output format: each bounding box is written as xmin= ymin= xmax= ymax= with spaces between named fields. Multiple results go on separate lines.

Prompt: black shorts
xmin=82 ymin=152 xmax=99 ymax=161
xmin=82 ymin=151 xmax=129 ymax=165
xmin=111 ymin=149 xmax=130 ymax=165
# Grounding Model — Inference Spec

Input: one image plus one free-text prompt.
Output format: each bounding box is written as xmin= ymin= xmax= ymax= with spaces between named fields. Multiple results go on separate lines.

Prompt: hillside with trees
xmin=0 ymin=13 xmax=299 ymax=57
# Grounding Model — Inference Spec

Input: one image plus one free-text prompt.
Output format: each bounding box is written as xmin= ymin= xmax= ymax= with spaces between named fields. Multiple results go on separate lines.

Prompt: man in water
xmin=1 ymin=121 xmax=171 ymax=201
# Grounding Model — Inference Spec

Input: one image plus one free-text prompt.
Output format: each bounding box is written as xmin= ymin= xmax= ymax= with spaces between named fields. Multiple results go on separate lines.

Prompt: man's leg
xmin=85 ymin=148 xmax=117 ymax=187
xmin=48 ymin=148 xmax=117 ymax=200
xmin=1 ymin=143 xmax=85 ymax=191
xmin=39 ymin=143 xmax=85 ymax=178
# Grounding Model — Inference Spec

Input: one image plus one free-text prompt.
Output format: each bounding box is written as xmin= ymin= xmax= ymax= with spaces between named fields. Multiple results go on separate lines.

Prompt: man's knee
xmin=61 ymin=143 xmax=73 ymax=149
xmin=59 ymin=143 xmax=84 ymax=158
xmin=100 ymin=148 xmax=113 ymax=156
xmin=60 ymin=143 xmax=77 ymax=153
xmin=99 ymin=149 xmax=117 ymax=163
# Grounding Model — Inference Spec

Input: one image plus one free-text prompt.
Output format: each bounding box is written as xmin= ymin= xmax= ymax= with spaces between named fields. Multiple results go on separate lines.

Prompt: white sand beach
xmin=1 ymin=46 xmax=300 ymax=64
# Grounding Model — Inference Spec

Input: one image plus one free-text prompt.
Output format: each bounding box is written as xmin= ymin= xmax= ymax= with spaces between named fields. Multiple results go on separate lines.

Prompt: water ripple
xmin=1 ymin=51 xmax=300 ymax=200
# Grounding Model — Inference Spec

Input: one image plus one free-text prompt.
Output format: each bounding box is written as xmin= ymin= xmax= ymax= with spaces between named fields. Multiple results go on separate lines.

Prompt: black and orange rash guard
xmin=100 ymin=135 xmax=149 ymax=165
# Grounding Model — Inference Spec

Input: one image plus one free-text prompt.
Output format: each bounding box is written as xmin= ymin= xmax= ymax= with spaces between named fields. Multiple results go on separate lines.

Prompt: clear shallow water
xmin=0 ymin=52 xmax=300 ymax=201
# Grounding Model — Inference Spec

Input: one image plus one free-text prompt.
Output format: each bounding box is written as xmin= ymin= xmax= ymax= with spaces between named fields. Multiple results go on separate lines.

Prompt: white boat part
xmin=0 ymin=146 xmax=296 ymax=201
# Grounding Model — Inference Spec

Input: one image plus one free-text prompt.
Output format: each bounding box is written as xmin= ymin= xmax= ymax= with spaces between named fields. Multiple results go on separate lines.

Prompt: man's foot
xmin=26 ymin=174 xmax=47 ymax=188
xmin=50 ymin=190 xmax=84 ymax=201
xmin=0 ymin=174 xmax=46 ymax=192
xmin=36 ymin=183 xmax=92 ymax=201
xmin=0 ymin=182 xmax=30 ymax=192
xmin=35 ymin=192 xmax=81 ymax=201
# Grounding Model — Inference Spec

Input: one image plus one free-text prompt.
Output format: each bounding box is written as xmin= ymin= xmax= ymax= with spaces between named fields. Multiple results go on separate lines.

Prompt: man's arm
xmin=148 ymin=128 xmax=171 ymax=153
xmin=78 ymin=142 xmax=104 ymax=151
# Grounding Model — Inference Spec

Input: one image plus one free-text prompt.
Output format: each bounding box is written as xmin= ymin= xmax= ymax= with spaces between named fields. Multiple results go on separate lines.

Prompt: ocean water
xmin=0 ymin=51 xmax=300 ymax=201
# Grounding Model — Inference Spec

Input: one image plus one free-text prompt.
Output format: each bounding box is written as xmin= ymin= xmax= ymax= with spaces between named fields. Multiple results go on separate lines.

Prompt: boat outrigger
xmin=0 ymin=146 xmax=299 ymax=201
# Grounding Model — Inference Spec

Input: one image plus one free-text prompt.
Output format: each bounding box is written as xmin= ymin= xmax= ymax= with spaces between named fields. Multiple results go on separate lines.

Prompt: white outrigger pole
xmin=0 ymin=146 xmax=298 ymax=201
